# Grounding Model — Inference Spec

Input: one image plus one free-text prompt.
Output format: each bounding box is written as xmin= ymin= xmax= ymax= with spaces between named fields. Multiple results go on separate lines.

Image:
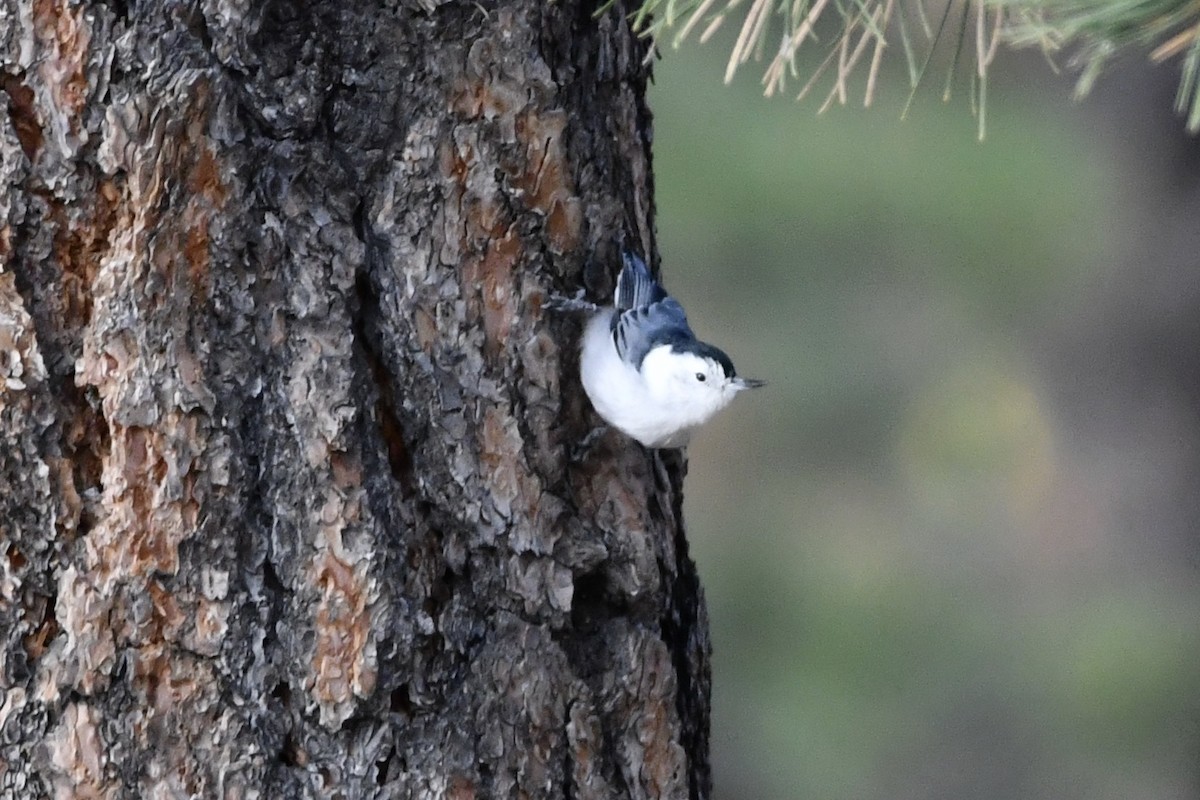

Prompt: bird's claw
xmin=544 ymin=289 xmax=601 ymax=314
xmin=569 ymin=425 xmax=609 ymax=462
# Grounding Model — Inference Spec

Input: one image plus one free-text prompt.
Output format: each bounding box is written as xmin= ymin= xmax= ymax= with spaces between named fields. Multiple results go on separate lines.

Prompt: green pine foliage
xmin=1003 ymin=0 xmax=1200 ymax=130
xmin=610 ymin=0 xmax=1200 ymax=134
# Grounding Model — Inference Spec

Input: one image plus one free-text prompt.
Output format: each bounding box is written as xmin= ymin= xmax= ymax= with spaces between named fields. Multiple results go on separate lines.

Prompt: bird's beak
xmin=734 ymin=377 xmax=766 ymax=390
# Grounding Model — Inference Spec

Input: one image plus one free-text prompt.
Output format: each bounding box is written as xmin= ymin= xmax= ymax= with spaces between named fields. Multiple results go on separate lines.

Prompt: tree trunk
xmin=0 ymin=1 xmax=711 ymax=797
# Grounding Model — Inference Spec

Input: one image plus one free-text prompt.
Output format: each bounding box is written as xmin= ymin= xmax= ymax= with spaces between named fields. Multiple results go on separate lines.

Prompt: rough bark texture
xmin=0 ymin=1 xmax=710 ymax=797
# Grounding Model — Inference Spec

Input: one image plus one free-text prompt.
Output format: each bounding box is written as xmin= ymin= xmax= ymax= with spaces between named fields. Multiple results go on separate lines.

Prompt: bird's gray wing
xmin=614 ymin=251 xmax=667 ymax=311
xmin=613 ymin=297 xmax=694 ymax=368
xmin=610 ymin=250 xmax=696 ymax=366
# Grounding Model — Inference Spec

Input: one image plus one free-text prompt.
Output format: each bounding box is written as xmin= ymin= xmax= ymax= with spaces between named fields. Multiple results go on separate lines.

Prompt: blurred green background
xmin=650 ymin=30 xmax=1200 ymax=800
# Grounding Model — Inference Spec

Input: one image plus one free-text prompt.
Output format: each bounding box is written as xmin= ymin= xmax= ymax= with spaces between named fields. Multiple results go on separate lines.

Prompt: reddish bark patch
xmin=51 ymin=178 xmax=121 ymax=331
xmin=90 ymin=417 xmax=202 ymax=581
xmin=184 ymin=218 xmax=211 ymax=299
xmin=450 ymin=79 xmax=523 ymax=122
xmin=186 ymin=144 xmax=228 ymax=206
xmin=6 ymin=543 xmax=26 ymax=572
xmin=132 ymin=643 xmax=199 ymax=717
xmin=179 ymin=140 xmax=227 ymax=300
xmin=101 ymin=81 xmax=226 ymax=306
xmin=146 ymin=579 xmax=187 ymax=642
xmin=21 ymin=594 xmax=59 ymax=661
xmin=443 ymin=137 xmax=472 ymax=186
xmin=463 ymin=228 xmax=522 ymax=358
xmin=413 ymin=305 xmax=438 ymax=354
xmin=31 ymin=0 xmax=91 ymax=128
xmin=477 ymin=231 xmax=520 ymax=357
xmin=479 ymin=405 xmax=524 ymax=517
xmin=511 ymin=111 xmax=564 ymax=210
xmin=0 ymin=73 xmax=43 ymax=161
xmin=545 ymin=193 xmax=583 ymax=256
xmin=46 ymin=703 xmax=113 ymax=799
xmin=189 ymin=597 xmax=228 ymax=657
xmin=450 ymin=75 xmax=582 ymax=258
xmin=329 ymin=451 xmax=363 ymax=492
xmin=512 ymin=110 xmax=581 ymax=254
xmin=56 ymin=382 xmax=109 ymax=539
xmin=311 ymin=546 xmax=375 ymax=724
xmin=447 ymin=774 xmax=477 ymax=800
xmin=48 ymin=173 xmax=119 ymax=538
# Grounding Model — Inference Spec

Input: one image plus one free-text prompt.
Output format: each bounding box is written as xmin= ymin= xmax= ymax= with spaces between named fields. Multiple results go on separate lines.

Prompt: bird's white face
xmin=643 ymin=348 xmax=744 ymax=421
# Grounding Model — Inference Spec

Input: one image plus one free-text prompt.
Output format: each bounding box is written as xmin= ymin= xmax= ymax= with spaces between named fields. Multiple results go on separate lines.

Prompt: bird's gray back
xmin=610 ymin=251 xmax=700 ymax=367
xmin=613 ymin=297 xmax=696 ymax=367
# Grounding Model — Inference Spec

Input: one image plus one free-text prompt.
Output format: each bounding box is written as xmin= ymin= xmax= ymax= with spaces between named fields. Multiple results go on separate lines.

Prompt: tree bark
xmin=0 ymin=1 xmax=710 ymax=797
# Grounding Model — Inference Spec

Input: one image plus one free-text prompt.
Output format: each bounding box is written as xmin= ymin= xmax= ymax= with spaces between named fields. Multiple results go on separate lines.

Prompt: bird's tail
xmin=615 ymin=251 xmax=666 ymax=311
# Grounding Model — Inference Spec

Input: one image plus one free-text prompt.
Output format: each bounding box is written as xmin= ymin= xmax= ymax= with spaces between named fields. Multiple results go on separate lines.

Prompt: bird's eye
xmin=695 ymin=373 xmax=706 ymax=382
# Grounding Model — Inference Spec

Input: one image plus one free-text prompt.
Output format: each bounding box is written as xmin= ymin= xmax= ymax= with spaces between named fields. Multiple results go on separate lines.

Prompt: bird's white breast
xmin=580 ymin=311 xmax=729 ymax=448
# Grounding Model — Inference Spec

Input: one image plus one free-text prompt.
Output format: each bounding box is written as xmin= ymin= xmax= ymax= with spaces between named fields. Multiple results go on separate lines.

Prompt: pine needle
xmin=1177 ymin=26 xmax=1200 ymax=130
xmin=700 ymin=12 xmax=727 ymax=42
xmin=896 ymin=3 xmax=922 ymax=85
xmin=726 ymin=0 xmax=772 ymax=82
xmin=1001 ymin=0 xmax=1200 ymax=132
xmin=797 ymin=37 xmax=845 ymax=100
xmin=674 ymin=0 xmax=721 ymax=45
xmin=624 ymin=0 xmax=1200 ymax=136
xmin=903 ymin=0 xmax=956 ymax=120
xmin=1151 ymin=25 xmax=1199 ymax=61
xmin=944 ymin=0 xmax=973 ymax=102
xmin=864 ymin=0 xmax=897 ymax=105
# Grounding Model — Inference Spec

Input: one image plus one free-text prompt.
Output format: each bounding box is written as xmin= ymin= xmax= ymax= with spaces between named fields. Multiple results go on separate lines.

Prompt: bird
xmin=576 ymin=251 xmax=764 ymax=448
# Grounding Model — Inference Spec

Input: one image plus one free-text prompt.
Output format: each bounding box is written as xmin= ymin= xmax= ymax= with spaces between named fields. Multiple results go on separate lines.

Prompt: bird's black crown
xmin=671 ymin=338 xmax=737 ymax=379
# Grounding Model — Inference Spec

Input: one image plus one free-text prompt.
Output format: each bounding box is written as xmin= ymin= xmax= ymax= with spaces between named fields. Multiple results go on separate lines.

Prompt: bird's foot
xmin=569 ymin=425 xmax=609 ymax=462
xmin=544 ymin=289 xmax=600 ymax=314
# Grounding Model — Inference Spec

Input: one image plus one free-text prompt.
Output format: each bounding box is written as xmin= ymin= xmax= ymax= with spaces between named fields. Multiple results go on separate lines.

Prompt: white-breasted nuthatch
xmin=573 ymin=251 xmax=764 ymax=448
